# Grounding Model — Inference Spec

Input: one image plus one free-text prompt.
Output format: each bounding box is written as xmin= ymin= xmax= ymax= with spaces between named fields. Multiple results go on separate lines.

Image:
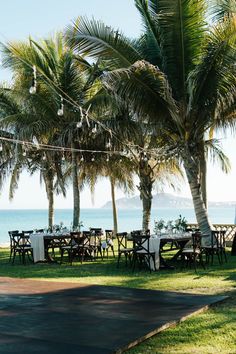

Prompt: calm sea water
xmin=0 ymin=207 xmax=235 ymax=245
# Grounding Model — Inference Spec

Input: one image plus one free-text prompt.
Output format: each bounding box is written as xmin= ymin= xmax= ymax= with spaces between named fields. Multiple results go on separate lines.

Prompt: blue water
xmin=0 ymin=207 xmax=235 ymax=245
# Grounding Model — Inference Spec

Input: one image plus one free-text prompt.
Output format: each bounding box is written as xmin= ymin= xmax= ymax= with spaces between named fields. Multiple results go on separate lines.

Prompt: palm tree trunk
xmin=71 ymin=146 xmax=80 ymax=229
xmin=183 ymin=154 xmax=212 ymax=235
xmin=139 ymin=171 xmax=153 ymax=232
xmin=44 ymin=173 xmax=54 ymax=229
xmin=199 ymin=143 xmax=207 ymax=210
xmin=110 ymin=177 xmax=118 ymax=235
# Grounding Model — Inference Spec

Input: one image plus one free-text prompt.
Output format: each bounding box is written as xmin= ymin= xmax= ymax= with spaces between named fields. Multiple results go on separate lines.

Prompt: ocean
xmin=1 ymin=207 xmax=235 ymax=246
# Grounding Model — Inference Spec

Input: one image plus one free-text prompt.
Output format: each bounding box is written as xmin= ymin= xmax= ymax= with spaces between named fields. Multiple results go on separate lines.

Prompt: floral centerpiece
xmin=154 ymin=219 xmax=165 ymax=235
xmin=154 ymin=215 xmax=188 ymax=235
xmin=174 ymin=215 xmax=188 ymax=232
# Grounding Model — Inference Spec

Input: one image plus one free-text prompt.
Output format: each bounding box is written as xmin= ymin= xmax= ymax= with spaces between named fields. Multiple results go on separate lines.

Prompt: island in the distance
xmin=102 ymin=193 xmax=236 ymax=209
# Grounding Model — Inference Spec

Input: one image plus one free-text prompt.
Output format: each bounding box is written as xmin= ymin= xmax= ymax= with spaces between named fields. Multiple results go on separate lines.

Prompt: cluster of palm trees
xmin=0 ymin=0 xmax=235 ymax=235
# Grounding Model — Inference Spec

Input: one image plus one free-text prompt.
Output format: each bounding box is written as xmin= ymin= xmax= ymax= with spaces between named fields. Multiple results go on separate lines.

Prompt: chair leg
xmin=223 ymin=249 xmax=227 ymax=263
xmin=60 ymin=249 xmax=64 ymax=264
xmin=111 ymin=246 xmax=115 ymax=258
xmin=117 ymin=253 xmax=121 ymax=268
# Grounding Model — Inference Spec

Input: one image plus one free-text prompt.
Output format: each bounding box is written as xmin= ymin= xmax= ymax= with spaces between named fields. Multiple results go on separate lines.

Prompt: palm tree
xmin=0 ymin=87 xmax=67 ymax=228
xmin=1 ymin=33 xmax=100 ymax=229
xmin=66 ymin=0 xmax=236 ymax=234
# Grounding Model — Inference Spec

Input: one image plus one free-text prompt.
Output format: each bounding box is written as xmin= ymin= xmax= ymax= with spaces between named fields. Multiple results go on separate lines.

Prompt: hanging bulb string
xmin=0 ymin=134 xmax=178 ymax=164
xmin=1 ymin=41 xmax=178 ymax=160
xmin=1 ymin=42 xmax=148 ymax=156
xmin=0 ymin=38 xmax=159 ymax=157
xmin=0 ymin=135 xmax=126 ymax=155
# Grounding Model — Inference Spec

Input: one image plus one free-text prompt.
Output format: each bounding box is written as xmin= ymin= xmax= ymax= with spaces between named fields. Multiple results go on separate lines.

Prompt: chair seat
xmin=182 ymin=248 xmax=200 ymax=254
xmin=203 ymin=245 xmax=218 ymax=249
xmin=61 ymin=245 xmax=78 ymax=250
xmin=119 ymin=248 xmax=134 ymax=253
xmin=136 ymin=249 xmax=155 ymax=255
xmin=15 ymin=246 xmax=33 ymax=251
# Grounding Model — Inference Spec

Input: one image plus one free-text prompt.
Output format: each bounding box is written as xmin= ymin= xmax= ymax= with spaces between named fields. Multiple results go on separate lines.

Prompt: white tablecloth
xmin=142 ymin=236 xmax=161 ymax=270
xmin=30 ymin=234 xmax=46 ymax=263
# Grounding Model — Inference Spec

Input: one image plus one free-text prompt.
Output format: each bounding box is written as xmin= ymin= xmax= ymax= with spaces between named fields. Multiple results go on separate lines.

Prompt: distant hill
xmin=102 ymin=192 xmax=236 ymax=209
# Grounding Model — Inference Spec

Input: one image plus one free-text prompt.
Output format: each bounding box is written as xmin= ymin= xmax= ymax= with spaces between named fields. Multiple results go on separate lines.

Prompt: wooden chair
xmin=181 ymin=232 xmax=205 ymax=271
xmin=8 ymin=230 xmax=19 ymax=262
xmin=132 ymin=233 xmax=156 ymax=273
xmin=116 ymin=232 xmax=135 ymax=267
xmin=10 ymin=232 xmax=33 ymax=265
xmin=59 ymin=233 xmax=81 ymax=265
xmin=101 ymin=230 xmax=115 ymax=258
xmin=89 ymin=228 xmax=103 ymax=259
xmin=203 ymin=230 xmax=227 ymax=265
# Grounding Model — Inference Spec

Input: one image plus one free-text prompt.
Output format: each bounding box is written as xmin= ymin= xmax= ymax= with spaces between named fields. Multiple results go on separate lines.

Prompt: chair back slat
xmin=116 ymin=232 xmax=128 ymax=250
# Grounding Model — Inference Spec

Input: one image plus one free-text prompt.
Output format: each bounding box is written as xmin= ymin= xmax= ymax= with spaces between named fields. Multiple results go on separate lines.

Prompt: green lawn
xmin=0 ymin=247 xmax=235 ymax=353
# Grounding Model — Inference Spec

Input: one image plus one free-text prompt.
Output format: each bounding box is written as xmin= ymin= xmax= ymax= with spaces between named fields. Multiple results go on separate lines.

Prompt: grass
xmin=0 ymin=247 xmax=235 ymax=353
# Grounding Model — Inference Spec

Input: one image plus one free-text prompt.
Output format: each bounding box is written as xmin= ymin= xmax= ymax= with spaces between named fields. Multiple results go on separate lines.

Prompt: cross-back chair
xmin=10 ymin=232 xmax=33 ymax=264
xmin=132 ymin=233 xmax=156 ymax=272
xmin=181 ymin=232 xmax=205 ymax=271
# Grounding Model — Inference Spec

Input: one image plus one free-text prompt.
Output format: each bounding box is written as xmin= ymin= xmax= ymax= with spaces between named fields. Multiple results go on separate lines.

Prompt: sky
xmin=0 ymin=0 xmax=235 ymax=209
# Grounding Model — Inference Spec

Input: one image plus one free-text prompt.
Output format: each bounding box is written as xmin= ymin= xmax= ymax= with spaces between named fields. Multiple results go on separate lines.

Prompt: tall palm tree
xmin=66 ymin=0 xmax=236 ymax=234
xmin=0 ymin=87 xmax=66 ymax=228
xmin=1 ymin=33 xmax=100 ymax=229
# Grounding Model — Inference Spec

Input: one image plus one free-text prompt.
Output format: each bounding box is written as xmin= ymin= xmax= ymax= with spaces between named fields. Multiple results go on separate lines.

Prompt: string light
xmin=76 ymin=120 xmax=83 ymax=128
xmin=57 ymin=95 xmax=64 ymax=116
xmin=91 ymin=156 xmax=95 ymax=162
xmin=4 ymin=52 xmax=178 ymax=161
xmin=80 ymin=155 xmax=84 ymax=162
xmin=92 ymin=124 xmax=97 ymax=134
xmin=29 ymin=65 xmax=37 ymax=94
xmin=106 ymin=139 xmax=112 ymax=149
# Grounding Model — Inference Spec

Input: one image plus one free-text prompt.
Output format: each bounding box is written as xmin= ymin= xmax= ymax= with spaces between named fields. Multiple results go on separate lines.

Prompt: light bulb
xmin=57 ymin=108 xmax=64 ymax=116
xmin=42 ymin=155 xmax=46 ymax=161
xmin=106 ymin=141 xmax=112 ymax=149
xmin=22 ymin=151 xmax=27 ymax=157
xmin=62 ymin=155 xmax=65 ymax=161
xmin=77 ymin=121 xmax=83 ymax=128
xmin=92 ymin=125 xmax=97 ymax=134
xmin=80 ymin=156 xmax=84 ymax=162
xmin=0 ymin=144 xmax=3 ymax=152
xmin=29 ymin=86 xmax=37 ymax=94
xmin=106 ymin=156 xmax=109 ymax=162
xmin=91 ymin=156 xmax=95 ymax=162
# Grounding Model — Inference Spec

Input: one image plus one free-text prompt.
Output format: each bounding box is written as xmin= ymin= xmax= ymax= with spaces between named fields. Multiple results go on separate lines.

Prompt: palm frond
xmin=205 ymin=138 xmax=231 ymax=173
xmin=209 ymin=0 xmax=236 ymax=22
xmin=188 ymin=15 xmax=236 ymax=132
xmin=102 ymin=60 xmax=180 ymax=130
xmin=154 ymin=0 xmax=206 ymax=99
xmin=134 ymin=0 xmax=162 ymax=66
xmin=66 ymin=16 xmax=142 ymax=69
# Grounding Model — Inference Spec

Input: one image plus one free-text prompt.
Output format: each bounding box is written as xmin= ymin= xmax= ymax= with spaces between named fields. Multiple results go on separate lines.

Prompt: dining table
xmin=30 ymin=231 xmax=71 ymax=263
xmin=143 ymin=232 xmax=192 ymax=271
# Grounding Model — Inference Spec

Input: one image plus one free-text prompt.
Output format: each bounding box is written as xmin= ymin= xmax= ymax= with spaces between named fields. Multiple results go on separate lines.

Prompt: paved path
xmin=0 ymin=277 xmax=226 ymax=354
